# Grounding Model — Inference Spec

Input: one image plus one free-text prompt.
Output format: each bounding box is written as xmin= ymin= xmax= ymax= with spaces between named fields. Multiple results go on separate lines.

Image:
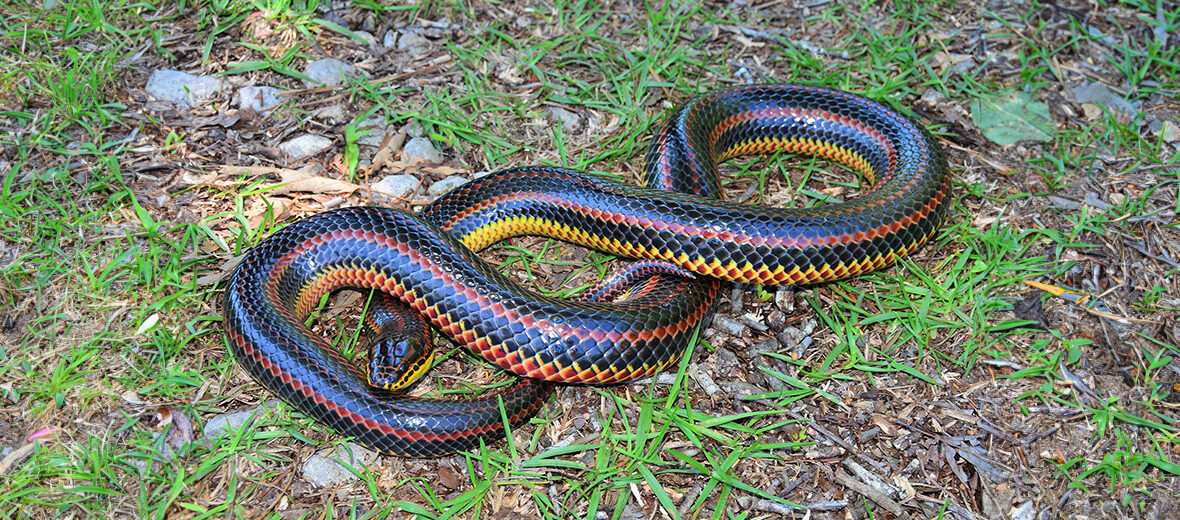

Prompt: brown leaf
xmin=149 ymin=406 xmax=195 ymax=460
xmin=246 ymin=198 xmax=288 ymax=230
xmin=421 ymin=164 xmax=466 ymax=176
xmin=1013 ymin=293 xmax=1050 ymax=330
xmin=437 ymin=465 xmax=461 ymax=489
xmin=271 ymin=170 xmax=361 ymax=195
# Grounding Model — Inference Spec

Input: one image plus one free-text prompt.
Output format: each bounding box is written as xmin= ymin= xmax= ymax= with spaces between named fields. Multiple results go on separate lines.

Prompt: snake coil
xmin=222 ymin=85 xmax=950 ymax=457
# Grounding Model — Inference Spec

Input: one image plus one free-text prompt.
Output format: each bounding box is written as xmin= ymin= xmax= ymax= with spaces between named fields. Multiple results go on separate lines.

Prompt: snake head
xmin=366 ymin=334 xmax=434 ymax=392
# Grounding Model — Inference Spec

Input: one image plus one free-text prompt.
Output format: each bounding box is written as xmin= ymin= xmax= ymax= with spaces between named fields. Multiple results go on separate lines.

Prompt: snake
xmin=221 ymin=85 xmax=951 ymax=457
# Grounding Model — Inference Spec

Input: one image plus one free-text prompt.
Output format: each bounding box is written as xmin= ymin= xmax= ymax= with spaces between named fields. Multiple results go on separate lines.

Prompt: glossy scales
xmin=223 ymin=84 xmax=950 ymax=457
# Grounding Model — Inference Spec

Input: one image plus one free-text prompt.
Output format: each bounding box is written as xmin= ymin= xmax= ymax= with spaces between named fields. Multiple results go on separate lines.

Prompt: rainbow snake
xmin=222 ymin=85 xmax=950 ymax=457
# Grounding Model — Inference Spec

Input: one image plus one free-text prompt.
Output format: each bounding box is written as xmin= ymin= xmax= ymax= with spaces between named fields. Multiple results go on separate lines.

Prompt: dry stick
xmin=833 ymin=468 xmax=904 ymax=516
xmin=914 ymin=494 xmax=981 ymax=520
xmin=677 ymin=481 xmax=706 ymax=517
xmin=277 ymin=55 xmax=455 ymax=98
xmin=290 ymin=94 xmax=343 ymax=109
xmin=943 ymin=142 xmax=1013 ymax=173
xmin=783 ymin=409 xmax=887 ymax=470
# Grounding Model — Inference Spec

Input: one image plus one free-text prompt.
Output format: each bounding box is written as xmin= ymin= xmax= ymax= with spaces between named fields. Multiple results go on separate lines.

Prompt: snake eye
xmin=367 ymin=337 xmax=433 ymax=391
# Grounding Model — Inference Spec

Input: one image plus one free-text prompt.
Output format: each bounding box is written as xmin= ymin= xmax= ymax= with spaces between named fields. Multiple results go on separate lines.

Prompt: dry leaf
xmin=421 ymin=165 xmax=466 ymax=176
xmin=271 ymin=170 xmax=360 ymax=195
xmin=437 ymin=465 xmax=461 ymax=489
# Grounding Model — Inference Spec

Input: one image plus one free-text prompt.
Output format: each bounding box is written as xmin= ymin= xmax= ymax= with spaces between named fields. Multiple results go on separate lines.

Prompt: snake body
xmin=221 ymin=85 xmax=950 ymax=457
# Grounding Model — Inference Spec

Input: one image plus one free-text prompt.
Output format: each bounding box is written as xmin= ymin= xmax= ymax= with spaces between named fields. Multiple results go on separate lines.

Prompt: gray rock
xmin=403 ymin=120 xmax=425 ymax=138
xmin=548 ymin=106 xmax=581 ymax=133
xmin=203 ymin=410 xmax=258 ymax=438
xmin=1160 ymin=120 xmax=1180 ymax=143
xmin=619 ymin=502 xmax=646 ymax=520
xmin=688 ymin=363 xmax=719 ymax=395
xmin=146 ymin=70 xmax=222 ymax=108
xmin=1072 ymin=82 xmax=1140 ymax=119
xmin=1084 ymin=192 xmax=1110 ymax=211
xmin=1047 ymin=195 xmax=1082 ymax=211
xmin=774 ymin=287 xmax=795 ymax=312
xmin=203 ymin=400 xmax=279 ymax=439
xmin=403 ymin=137 xmax=443 ymax=165
xmin=372 ymin=174 xmax=420 ymax=201
xmin=313 ymin=104 xmax=348 ymax=124
xmin=383 ymin=31 xmax=396 ymax=48
xmin=355 ymin=116 xmax=393 ymax=147
xmin=358 ymin=115 xmax=386 ymax=129
xmin=238 ymin=86 xmax=283 ymax=112
xmin=303 ymin=58 xmax=367 ymax=87
xmin=302 ymin=443 xmax=378 ymax=487
xmin=356 ymin=128 xmax=391 ymax=148
xmin=655 ymin=373 xmax=680 ymax=385
xmin=427 ymin=176 xmax=468 ymax=196
xmin=919 ymin=88 xmax=946 ymax=105
xmin=397 ymin=30 xmax=430 ymax=52
xmin=353 ymin=30 xmax=376 ymax=46
xmin=739 ymin=313 xmax=769 ymax=332
xmin=720 ymin=381 xmax=770 ymax=399
xmin=777 ymin=327 xmax=802 ymax=349
xmin=1009 ymin=501 xmax=1035 ymax=520
xmin=711 ymin=345 xmax=740 ymax=373
xmin=280 ymin=134 xmax=333 ymax=159
xmin=712 ymin=314 xmax=746 ymax=337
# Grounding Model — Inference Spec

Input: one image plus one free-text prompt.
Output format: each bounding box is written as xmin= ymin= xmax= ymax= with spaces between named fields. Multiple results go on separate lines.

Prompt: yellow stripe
xmin=719 ymin=136 xmax=878 ymax=185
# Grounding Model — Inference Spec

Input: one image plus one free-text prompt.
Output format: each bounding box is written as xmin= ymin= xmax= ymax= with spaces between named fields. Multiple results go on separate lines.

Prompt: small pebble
xmin=145 ymin=70 xmax=221 ymax=108
xmin=1047 ymin=195 xmax=1081 ymax=211
xmin=402 ymin=137 xmax=443 ymax=165
xmin=303 ymin=58 xmax=366 ymax=87
xmin=1083 ymin=192 xmax=1110 ymax=211
xmin=1160 ymin=120 xmax=1180 ymax=143
xmin=203 ymin=410 xmax=259 ymax=439
xmin=402 ymin=120 xmax=426 ymax=138
xmin=353 ymin=30 xmax=376 ymax=46
xmin=776 ymin=330 xmax=797 ymax=350
xmin=1072 ymin=82 xmax=1140 ymax=119
xmin=688 ymin=363 xmax=719 ymax=395
xmin=356 ymin=128 xmax=392 ymax=148
xmin=720 ymin=381 xmax=769 ymax=399
xmin=655 ymin=373 xmax=680 ymax=385
xmin=202 ymin=400 xmax=280 ymax=439
xmin=313 ymin=104 xmax=347 ymax=124
xmin=548 ymin=106 xmax=581 ymax=132
xmin=712 ymin=314 xmax=746 ymax=337
xmin=397 ymin=30 xmax=430 ymax=53
xmin=302 ymin=443 xmax=378 ymax=487
xmin=427 ymin=176 xmax=468 ymax=196
xmin=279 ymin=134 xmax=333 ymax=159
xmin=238 ymin=85 xmax=283 ymax=112
xmin=774 ymin=288 xmax=795 ymax=312
xmin=372 ymin=174 xmax=419 ymax=201
xmin=740 ymin=313 xmax=769 ymax=332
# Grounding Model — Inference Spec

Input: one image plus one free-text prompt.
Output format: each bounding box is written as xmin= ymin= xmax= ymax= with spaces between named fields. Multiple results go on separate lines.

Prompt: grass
xmin=1 ymin=0 xmax=1178 ymax=518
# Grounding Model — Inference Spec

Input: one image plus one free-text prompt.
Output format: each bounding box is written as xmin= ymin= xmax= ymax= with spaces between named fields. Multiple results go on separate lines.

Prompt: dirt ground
xmin=5 ymin=0 xmax=1180 ymax=518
